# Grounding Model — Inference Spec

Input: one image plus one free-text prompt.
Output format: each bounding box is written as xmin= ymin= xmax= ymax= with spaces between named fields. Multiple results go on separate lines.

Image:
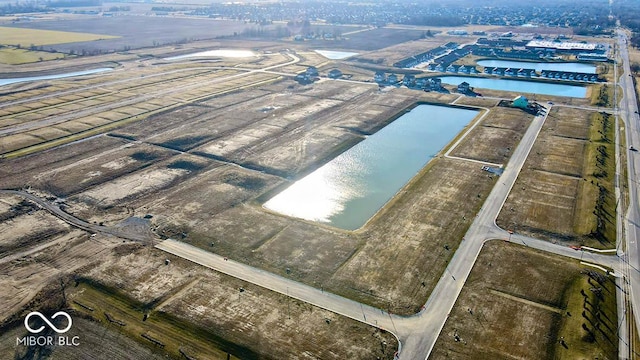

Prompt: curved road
xmin=0 ymin=189 xmax=152 ymax=243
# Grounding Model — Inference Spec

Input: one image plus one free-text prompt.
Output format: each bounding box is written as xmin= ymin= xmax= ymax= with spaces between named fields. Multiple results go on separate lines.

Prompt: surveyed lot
xmin=0 ymin=61 xmax=517 ymax=316
xmin=430 ymin=241 xmax=617 ymax=359
xmin=0 ymin=26 xmax=118 ymax=46
xmin=68 ymin=244 xmax=398 ymax=359
xmin=497 ymin=107 xmax=616 ymax=248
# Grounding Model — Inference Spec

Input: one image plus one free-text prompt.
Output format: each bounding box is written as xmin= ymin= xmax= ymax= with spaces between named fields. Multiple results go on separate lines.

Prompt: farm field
xmin=0 ymin=26 xmax=118 ymax=46
xmin=2 ymin=17 xmax=274 ymax=54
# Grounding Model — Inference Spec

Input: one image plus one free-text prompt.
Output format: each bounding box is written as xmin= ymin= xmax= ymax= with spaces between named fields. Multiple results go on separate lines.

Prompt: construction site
xmin=0 ymin=16 xmax=624 ymax=360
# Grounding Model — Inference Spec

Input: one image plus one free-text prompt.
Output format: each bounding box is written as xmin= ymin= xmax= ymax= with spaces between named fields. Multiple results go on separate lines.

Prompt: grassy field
xmin=69 ymin=280 xmax=246 ymax=360
xmin=591 ymin=83 xmax=614 ymax=107
xmin=579 ymin=112 xmax=617 ymax=244
xmin=0 ymin=47 xmax=65 ymax=64
xmin=430 ymin=241 xmax=617 ymax=359
xmin=0 ymin=26 xmax=118 ymax=46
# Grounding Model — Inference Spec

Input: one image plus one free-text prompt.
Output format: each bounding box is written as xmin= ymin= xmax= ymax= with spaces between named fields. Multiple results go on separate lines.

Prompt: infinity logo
xmin=24 ymin=312 xmax=72 ymax=334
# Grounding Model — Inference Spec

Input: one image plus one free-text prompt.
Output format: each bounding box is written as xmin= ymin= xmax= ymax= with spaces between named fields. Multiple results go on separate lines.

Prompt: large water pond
xmin=0 ymin=68 xmax=112 ymax=87
xmin=263 ymin=104 xmax=479 ymax=230
xmin=477 ymin=59 xmax=596 ymax=74
xmin=440 ymin=76 xmax=587 ymax=98
xmin=165 ymin=49 xmax=256 ymax=60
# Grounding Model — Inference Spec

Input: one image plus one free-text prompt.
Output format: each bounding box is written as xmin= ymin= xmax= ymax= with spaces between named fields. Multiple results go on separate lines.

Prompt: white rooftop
xmin=526 ymin=40 xmax=597 ymax=51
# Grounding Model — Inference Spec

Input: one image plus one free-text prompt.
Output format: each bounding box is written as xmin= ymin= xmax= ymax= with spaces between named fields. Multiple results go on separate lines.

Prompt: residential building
xmin=513 ymin=95 xmax=529 ymax=109
xmin=457 ymin=82 xmax=471 ymax=93
xmin=328 ymin=69 xmax=342 ymax=79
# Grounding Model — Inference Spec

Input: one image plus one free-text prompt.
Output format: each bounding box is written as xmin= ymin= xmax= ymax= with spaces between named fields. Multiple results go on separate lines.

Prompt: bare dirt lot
xmin=0 ymin=242 xmax=398 ymax=360
xmin=430 ymin=240 xmax=617 ymax=360
xmin=449 ymin=107 xmax=533 ymax=165
xmin=497 ymin=107 xmax=616 ymax=248
xmin=0 ymin=193 xmax=118 ymax=324
xmin=0 ymin=192 xmax=398 ymax=359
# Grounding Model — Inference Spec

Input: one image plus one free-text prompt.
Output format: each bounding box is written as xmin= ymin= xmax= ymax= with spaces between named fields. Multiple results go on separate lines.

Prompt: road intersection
xmin=616 ymin=28 xmax=640 ymax=359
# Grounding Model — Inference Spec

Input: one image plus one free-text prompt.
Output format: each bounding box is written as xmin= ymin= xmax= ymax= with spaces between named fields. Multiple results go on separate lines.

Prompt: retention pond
xmin=440 ymin=76 xmax=587 ymax=98
xmin=0 ymin=68 xmax=112 ymax=87
xmin=477 ymin=60 xmax=596 ymax=74
xmin=263 ymin=104 xmax=479 ymax=230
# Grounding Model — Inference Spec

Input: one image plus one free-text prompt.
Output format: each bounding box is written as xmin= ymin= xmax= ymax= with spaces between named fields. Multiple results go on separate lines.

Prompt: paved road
xmin=397 ymin=103 xmax=552 ymax=358
xmin=0 ymin=189 xmax=152 ymax=243
xmin=617 ymin=29 xmax=640 ymax=359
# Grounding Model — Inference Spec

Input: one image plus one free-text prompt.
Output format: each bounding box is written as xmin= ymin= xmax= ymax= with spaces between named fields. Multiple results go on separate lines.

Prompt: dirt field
xmin=0 ymin=61 xmax=293 ymax=157
xmin=1 ymin=73 xmax=500 ymax=315
xmin=449 ymin=107 xmax=533 ymax=164
xmin=315 ymin=27 xmax=427 ymax=52
xmin=430 ymin=240 xmax=617 ymax=360
xmin=497 ymin=107 xmax=616 ymax=247
xmin=1 ymin=242 xmax=398 ymax=360
xmin=2 ymin=17 xmax=274 ymax=53
xmin=0 ymin=194 xmax=119 ymax=325
xmin=0 ymin=317 xmax=167 ymax=360
xmin=0 ymin=194 xmax=398 ymax=359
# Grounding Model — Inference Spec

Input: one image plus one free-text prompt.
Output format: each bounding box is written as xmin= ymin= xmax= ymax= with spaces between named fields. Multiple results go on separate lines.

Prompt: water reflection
xmin=314 ymin=50 xmax=359 ymax=59
xmin=264 ymin=104 xmax=479 ymax=230
xmin=477 ymin=60 xmax=596 ymax=74
xmin=0 ymin=68 xmax=112 ymax=87
xmin=164 ymin=49 xmax=256 ymax=60
xmin=440 ymin=76 xmax=587 ymax=98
